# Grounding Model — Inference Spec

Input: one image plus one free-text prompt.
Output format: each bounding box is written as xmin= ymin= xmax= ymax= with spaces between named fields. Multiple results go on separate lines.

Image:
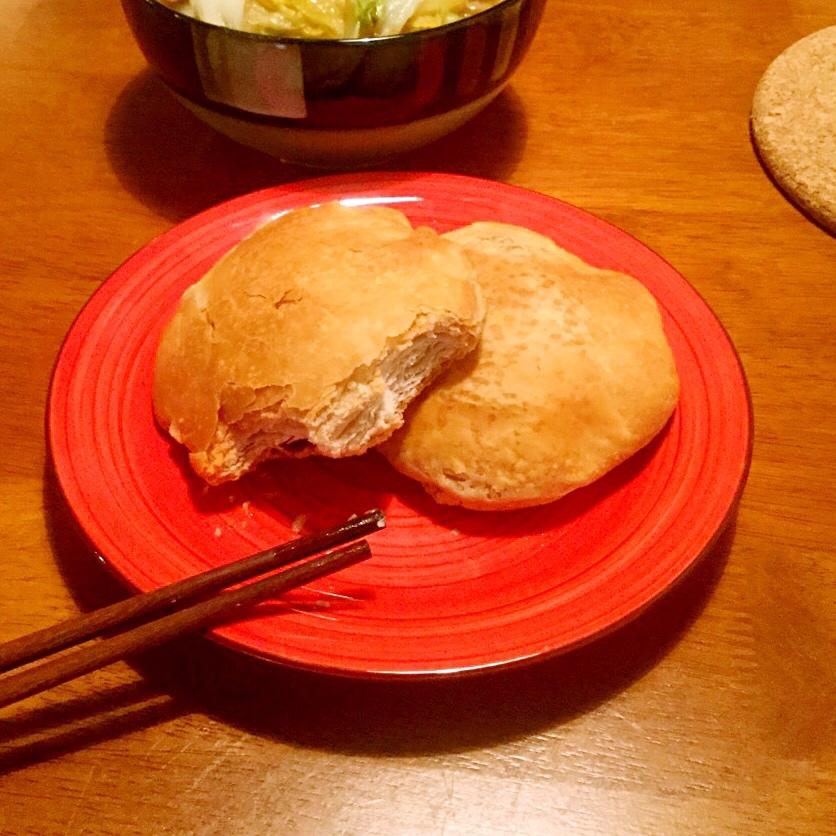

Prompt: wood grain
xmin=1 ymin=1 xmax=834 ymax=834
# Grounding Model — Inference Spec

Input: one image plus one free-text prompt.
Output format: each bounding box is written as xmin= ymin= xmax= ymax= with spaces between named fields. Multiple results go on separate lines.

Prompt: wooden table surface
xmin=1 ymin=1 xmax=834 ymax=833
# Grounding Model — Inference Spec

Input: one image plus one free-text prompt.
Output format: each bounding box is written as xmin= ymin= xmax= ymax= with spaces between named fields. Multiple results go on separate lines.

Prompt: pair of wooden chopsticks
xmin=0 ymin=509 xmax=384 ymax=710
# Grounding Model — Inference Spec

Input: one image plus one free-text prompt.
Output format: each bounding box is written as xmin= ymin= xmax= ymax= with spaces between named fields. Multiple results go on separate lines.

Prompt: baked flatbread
xmin=381 ymin=222 xmax=680 ymax=510
xmin=153 ymin=202 xmax=485 ymax=484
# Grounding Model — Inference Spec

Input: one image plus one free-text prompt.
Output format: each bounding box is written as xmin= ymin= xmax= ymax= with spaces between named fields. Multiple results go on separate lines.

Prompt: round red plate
xmin=48 ymin=172 xmax=752 ymax=678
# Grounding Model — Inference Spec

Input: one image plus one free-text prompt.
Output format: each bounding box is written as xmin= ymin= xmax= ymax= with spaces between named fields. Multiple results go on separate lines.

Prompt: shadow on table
xmin=103 ymin=70 xmax=528 ymax=223
xmin=0 ymin=466 xmax=732 ymax=774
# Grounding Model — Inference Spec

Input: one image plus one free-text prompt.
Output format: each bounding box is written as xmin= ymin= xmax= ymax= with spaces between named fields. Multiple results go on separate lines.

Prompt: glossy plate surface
xmin=48 ymin=172 xmax=752 ymax=677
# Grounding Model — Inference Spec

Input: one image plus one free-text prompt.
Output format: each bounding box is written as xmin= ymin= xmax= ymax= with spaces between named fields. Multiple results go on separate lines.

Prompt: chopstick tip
xmin=354 ymin=508 xmax=385 ymax=529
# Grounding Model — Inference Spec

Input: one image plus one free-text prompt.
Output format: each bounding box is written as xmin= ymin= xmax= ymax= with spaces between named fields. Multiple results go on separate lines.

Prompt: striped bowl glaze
xmin=119 ymin=0 xmax=546 ymax=165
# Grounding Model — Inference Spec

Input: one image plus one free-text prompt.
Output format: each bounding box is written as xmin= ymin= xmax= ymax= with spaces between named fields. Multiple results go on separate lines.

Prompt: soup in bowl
xmin=159 ymin=0 xmax=510 ymax=38
xmin=120 ymin=0 xmax=546 ymax=166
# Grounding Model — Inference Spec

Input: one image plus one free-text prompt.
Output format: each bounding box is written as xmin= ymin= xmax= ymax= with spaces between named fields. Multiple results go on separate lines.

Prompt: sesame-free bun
xmin=153 ymin=202 xmax=486 ymax=484
xmin=381 ymin=222 xmax=680 ymax=510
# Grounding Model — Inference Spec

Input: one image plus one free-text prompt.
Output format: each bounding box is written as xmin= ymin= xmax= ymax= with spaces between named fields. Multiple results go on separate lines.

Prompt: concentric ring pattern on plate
xmin=48 ymin=172 xmax=752 ymax=677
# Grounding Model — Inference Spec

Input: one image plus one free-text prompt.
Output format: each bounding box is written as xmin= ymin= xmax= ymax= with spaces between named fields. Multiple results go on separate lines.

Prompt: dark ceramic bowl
xmin=120 ymin=0 xmax=546 ymax=166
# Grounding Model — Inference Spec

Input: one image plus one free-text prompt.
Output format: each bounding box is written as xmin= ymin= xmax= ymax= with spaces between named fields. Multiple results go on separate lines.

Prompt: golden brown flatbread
xmin=153 ymin=202 xmax=485 ymax=484
xmin=381 ymin=222 xmax=680 ymax=510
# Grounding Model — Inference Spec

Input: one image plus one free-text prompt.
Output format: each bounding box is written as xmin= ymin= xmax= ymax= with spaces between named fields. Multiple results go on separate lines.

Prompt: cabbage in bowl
xmin=158 ymin=0 xmax=505 ymax=38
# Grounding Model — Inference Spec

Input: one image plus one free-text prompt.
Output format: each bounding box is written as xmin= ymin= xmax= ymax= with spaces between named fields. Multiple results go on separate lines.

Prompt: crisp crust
xmin=381 ymin=222 xmax=680 ymax=510
xmin=751 ymin=26 xmax=836 ymax=233
xmin=153 ymin=202 xmax=485 ymax=481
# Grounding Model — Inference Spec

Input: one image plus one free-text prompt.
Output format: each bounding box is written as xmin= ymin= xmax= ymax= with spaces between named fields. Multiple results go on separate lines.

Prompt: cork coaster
xmin=751 ymin=26 xmax=836 ymax=233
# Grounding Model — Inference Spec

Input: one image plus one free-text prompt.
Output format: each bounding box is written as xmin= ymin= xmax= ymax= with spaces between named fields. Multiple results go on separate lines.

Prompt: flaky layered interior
xmin=189 ymin=316 xmax=477 ymax=484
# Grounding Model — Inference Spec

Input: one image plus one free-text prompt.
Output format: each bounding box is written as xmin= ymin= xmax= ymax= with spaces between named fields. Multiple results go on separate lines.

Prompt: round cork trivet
xmin=751 ymin=26 xmax=836 ymax=233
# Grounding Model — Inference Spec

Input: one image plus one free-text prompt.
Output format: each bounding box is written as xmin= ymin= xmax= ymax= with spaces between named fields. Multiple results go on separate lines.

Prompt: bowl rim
xmin=136 ymin=0 xmax=526 ymax=46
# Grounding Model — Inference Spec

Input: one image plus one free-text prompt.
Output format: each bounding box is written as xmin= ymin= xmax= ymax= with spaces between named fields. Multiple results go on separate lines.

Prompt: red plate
xmin=48 ymin=172 xmax=752 ymax=678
